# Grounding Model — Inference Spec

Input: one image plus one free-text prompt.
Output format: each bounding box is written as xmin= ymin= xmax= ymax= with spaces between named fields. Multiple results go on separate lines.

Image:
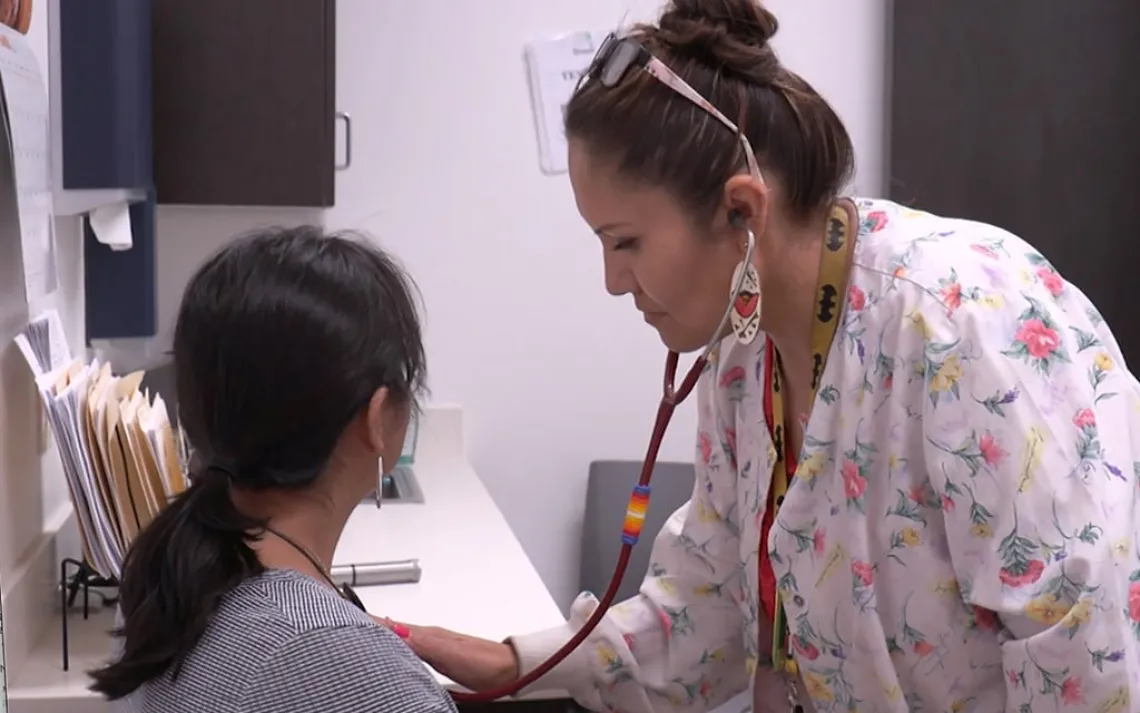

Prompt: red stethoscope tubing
xmin=450 ymin=351 xmax=706 ymax=703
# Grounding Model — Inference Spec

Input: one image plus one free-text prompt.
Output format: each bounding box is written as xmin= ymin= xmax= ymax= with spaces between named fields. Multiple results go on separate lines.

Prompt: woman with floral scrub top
xmin=389 ymin=1 xmax=1140 ymax=711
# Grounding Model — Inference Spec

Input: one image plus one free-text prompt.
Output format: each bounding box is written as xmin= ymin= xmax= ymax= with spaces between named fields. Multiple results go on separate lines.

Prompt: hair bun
xmin=659 ymin=0 xmax=779 ymax=48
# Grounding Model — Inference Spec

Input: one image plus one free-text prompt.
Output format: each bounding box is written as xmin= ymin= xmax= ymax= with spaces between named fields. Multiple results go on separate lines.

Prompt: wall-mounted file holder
xmin=49 ymin=0 xmax=151 ymax=216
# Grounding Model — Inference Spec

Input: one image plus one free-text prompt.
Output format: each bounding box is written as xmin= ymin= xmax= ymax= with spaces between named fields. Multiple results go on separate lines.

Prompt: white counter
xmin=6 ymin=405 xmax=570 ymax=712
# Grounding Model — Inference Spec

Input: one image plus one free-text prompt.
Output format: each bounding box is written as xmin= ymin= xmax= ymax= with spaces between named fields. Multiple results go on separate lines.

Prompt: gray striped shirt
xmin=121 ymin=569 xmax=457 ymax=712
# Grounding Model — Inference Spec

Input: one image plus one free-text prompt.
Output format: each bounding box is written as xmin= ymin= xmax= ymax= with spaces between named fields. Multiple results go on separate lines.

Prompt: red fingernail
xmin=392 ymin=623 xmax=410 ymax=639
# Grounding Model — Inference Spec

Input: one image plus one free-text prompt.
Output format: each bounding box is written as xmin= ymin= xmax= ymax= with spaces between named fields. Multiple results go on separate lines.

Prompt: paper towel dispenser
xmin=57 ymin=0 xmax=158 ymax=340
xmin=58 ymin=0 xmax=152 ymax=191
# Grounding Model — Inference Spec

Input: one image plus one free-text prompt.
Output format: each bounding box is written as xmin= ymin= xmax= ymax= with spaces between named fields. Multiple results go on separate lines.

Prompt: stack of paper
xmin=14 ymin=310 xmax=187 ymax=580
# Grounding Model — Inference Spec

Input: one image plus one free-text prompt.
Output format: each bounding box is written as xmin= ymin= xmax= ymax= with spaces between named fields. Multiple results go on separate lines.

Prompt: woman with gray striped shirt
xmin=89 ymin=227 xmax=457 ymax=713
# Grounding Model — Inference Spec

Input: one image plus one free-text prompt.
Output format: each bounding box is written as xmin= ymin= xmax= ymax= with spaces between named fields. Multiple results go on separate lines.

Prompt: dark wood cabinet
xmin=151 ymin=0 xmax=337 ymax=207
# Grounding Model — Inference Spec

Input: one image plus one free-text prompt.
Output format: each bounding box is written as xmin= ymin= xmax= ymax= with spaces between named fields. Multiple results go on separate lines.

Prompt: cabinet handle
xmin=336 ymin=111 xmax=352 ymax=170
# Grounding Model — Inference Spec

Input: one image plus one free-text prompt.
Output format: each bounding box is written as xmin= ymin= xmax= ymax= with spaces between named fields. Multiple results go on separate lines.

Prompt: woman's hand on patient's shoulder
xmin=374 ymin=617 xmax=519 ymax=692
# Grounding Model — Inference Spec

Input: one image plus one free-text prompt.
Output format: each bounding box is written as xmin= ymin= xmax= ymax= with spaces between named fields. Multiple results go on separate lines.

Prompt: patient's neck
xmin=237 ymin=476 xmax=361 ymax=578
xmin=262 ymin=505 xmax=348 ymax=575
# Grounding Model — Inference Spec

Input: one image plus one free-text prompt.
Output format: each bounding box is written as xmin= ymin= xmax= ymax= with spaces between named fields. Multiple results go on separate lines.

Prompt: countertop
xmin=6 ymin=405 xmax=570 ymax=712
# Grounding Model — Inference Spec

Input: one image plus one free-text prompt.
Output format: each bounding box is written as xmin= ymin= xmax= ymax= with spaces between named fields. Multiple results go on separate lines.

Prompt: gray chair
xmin=579 ymin=460 xmax=696 ymax=602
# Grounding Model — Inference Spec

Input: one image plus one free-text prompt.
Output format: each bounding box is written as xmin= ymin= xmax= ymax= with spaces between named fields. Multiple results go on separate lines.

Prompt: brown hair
xmin=565 ymin=0 xmax=855 ymax=225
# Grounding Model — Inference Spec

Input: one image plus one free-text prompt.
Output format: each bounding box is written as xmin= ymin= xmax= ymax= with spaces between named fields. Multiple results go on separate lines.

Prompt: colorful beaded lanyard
xmin=764 ymin=201 xmax=856 ymax=681
xmin=622 ymin=486 xmax=652 ymax=544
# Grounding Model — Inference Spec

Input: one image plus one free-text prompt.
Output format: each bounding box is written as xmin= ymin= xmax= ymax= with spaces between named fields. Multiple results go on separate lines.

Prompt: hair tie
xmin=204 ymin=460 xmax=237 ymax=481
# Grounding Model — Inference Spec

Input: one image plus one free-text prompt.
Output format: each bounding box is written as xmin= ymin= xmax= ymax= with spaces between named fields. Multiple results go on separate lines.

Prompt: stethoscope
xmin=451 ymin=225 xmax=757 ymax=703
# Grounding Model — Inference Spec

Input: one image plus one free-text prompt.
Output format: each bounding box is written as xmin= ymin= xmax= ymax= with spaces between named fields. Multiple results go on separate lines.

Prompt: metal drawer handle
xmin=336 ymin=111 xmax=352 ymax=170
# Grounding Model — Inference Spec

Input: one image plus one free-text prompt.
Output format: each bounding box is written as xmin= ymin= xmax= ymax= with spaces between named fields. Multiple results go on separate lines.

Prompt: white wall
xmin=1 ymin=0 xmax=887 ymax=622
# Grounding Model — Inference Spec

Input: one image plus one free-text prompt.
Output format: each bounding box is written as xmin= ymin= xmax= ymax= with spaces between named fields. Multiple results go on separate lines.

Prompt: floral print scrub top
xmin=510 ymin=198 xmax=1140 ymax=713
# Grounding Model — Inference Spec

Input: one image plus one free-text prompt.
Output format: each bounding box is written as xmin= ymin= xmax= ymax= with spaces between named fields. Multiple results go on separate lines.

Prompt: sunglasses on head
xmin=576 ymin=33 xmax=764 ymax=183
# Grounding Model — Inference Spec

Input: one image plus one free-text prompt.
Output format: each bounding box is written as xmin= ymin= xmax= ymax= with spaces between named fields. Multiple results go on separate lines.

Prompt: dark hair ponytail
xmin=87 ymin=226 xmax=426 ymax=700
xmin=88 ymin=468 xmax=265 ymax=699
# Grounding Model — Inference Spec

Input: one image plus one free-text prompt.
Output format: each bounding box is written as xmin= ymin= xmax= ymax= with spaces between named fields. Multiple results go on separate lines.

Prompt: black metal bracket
xmin=58 ymin=558 xmax=118 ymax=672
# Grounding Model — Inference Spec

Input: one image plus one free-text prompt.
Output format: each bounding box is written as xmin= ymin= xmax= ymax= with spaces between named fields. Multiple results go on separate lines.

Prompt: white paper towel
xmin=88 ymin=202 xmax=133 ymax=251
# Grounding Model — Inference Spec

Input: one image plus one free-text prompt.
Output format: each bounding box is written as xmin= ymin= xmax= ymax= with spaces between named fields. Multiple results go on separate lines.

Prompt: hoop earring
xmin=375 ymin=460 xmax=386 ymax=509
xmin=729 ymin=229 xmax=761 ymax=345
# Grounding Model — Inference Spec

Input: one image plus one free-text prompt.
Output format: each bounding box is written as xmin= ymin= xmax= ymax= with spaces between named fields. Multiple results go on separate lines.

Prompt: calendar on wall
xmin=0 ymin=15 xmax=56 ymax=305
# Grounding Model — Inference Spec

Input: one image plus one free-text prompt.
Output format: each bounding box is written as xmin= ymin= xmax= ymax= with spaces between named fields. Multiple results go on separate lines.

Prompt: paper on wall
xmin=524 ymin=31 xmax=609 ymax=176
xmin=0 ymin=23 xmax=57 ymax=303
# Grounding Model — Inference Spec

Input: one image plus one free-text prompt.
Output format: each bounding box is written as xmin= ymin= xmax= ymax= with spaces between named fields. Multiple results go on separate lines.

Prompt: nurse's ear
xmin=722 ymin=172 xmax=771 ymax=241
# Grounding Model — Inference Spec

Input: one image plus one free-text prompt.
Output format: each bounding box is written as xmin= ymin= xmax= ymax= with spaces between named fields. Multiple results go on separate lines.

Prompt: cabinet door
xmin=152 ymin=0 xmax=336 ymax=207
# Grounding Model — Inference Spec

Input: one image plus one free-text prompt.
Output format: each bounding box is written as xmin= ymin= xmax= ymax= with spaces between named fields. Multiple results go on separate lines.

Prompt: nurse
xmin=395 ymin=0 xmax=1140 ymax=710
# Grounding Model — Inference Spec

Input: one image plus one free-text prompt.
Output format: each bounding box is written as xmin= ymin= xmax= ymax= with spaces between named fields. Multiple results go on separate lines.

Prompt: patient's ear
xmin=364 ymin=387 xmax=392 ymax=455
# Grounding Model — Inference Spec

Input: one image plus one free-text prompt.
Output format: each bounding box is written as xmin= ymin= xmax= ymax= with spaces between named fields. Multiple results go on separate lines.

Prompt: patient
xmin=89 ymin=227 xmax=456 ymax=712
